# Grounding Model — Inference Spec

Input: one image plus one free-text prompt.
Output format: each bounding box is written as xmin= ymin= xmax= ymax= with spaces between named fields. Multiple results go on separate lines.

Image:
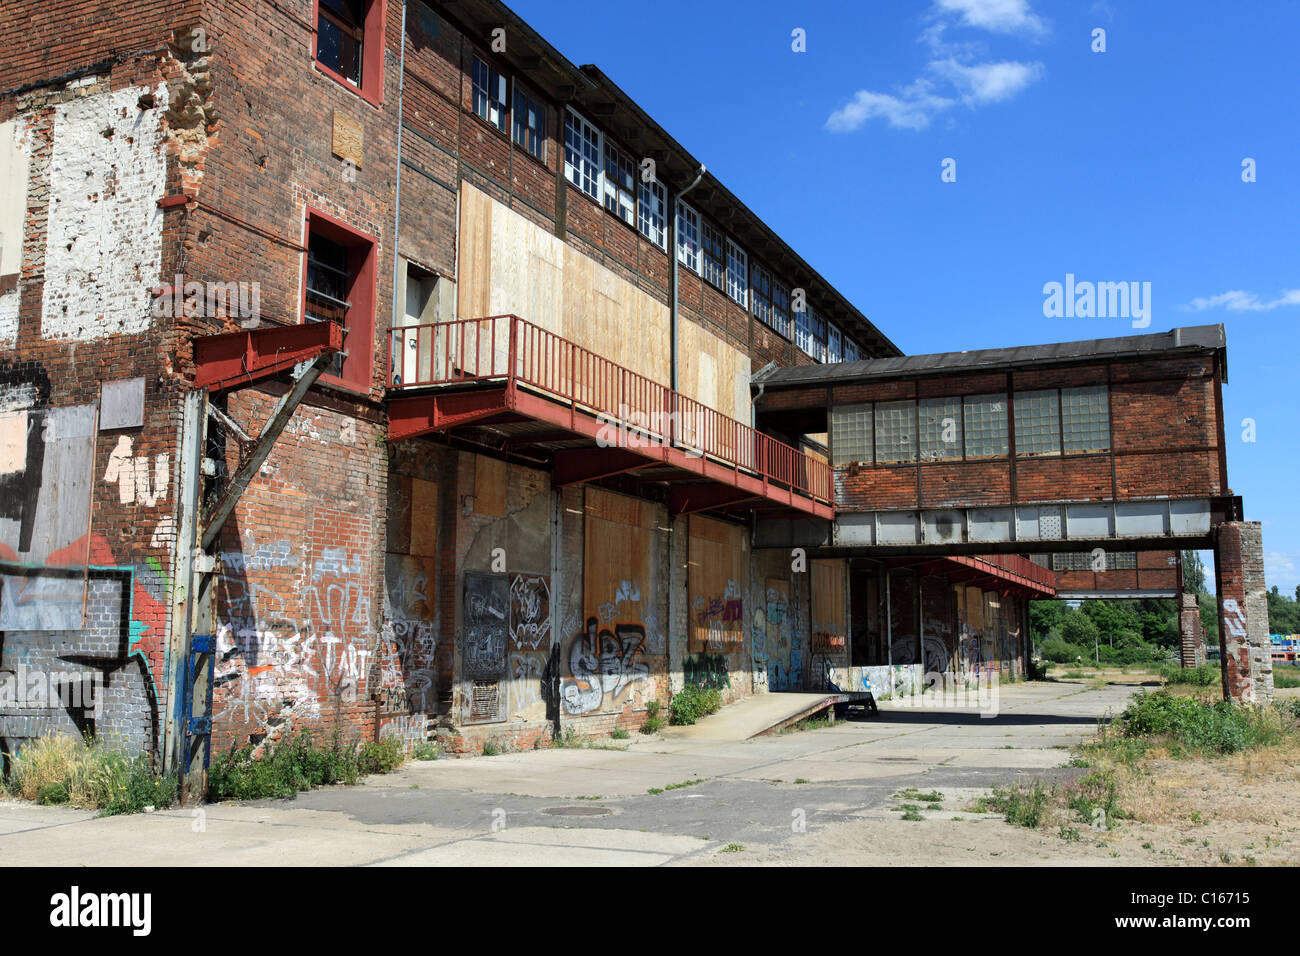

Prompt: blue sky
xmin=508 ymin=0 xmax=1300 ymax=595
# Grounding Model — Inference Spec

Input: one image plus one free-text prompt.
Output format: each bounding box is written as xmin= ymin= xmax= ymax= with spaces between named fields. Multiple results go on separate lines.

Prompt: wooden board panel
xmin=474 ymin=455 xmax=505 ymax=517
xmin=409 ymin=477 xmax=438 ymax=557
xmin=457 ymin=182 xmax=751 ymax=422
xmin=687 ymin=515 xmax=746 ymax=653
xmin=810 ymin=559 xmax=847 ymax=656
xmin=563 ymin=487 xmax=659 ymax=715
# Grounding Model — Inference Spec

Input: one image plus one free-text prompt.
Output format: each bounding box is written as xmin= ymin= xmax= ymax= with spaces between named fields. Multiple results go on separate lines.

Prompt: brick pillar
xmin=1213 ymin=521 xmax=1273 ymax=702
xmin=1178 ymin=591 xmax=1206 ymax=668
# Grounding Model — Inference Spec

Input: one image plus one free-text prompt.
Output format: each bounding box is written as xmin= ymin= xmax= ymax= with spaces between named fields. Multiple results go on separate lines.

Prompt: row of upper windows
xmin=829 ymin=385 xmax=1111 ymax=466
xmin=468 ymin=52 xmax=867 ymax=367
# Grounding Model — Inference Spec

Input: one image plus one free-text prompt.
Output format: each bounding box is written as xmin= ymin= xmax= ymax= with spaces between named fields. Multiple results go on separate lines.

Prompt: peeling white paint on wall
xmin=0 ymin=117 xmax=29 ymax=345
xmin=103 ymin=434 xmax=170 ymax=507
xmin=41 ymin=83 xmax=168 ymax=342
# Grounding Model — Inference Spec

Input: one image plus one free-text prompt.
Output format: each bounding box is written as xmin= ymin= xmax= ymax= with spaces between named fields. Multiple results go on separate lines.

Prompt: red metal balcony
xmin=386 ymin=315 xmax=834 ymax=519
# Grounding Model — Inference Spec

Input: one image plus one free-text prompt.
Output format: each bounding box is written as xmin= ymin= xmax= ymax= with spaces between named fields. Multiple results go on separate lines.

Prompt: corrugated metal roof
xmin=755 ymin=324 xmax=1227 ymax=388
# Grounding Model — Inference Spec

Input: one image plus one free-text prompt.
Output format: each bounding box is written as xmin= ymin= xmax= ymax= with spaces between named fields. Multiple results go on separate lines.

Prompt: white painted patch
xmin=0 ymin=117 xmax=29 ymax=345
xmin=103 ymin=434 xmax=170 ymax=507
xmin=41 ymin=84 xmax=167 ymax=342
xmin=0 ymin=410 xmax=27 ymax=475
xmin=0 ymin=382 xmax=38 ymax=412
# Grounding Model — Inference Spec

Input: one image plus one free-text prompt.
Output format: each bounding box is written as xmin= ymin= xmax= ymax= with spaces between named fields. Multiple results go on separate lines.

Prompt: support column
xmin=1178 ymin=591 xmax=1206 ymax=668
xmin=1213 ymin=521 xmax=1273 ymax=702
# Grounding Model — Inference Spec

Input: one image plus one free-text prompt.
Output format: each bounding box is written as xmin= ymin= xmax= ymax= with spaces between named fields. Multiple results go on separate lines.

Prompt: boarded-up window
xmin=688 ymin=515 xmax=747 ymax=653
xmin=811 ymin=560 xmax=847 ymax=657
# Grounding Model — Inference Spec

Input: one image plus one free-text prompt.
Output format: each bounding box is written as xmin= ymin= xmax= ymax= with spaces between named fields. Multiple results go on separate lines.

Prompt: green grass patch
xmin=669 ymin=686 xmax=722 ymax=726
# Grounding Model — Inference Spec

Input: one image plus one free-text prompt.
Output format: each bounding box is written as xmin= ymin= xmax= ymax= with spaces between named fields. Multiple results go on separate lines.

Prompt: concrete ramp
xmin=660 ymin=693 xmax=846 ymax=741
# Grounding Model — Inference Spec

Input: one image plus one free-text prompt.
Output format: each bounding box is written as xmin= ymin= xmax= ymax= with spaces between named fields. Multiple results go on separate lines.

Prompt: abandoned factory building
xmin=0 ymin=0 xmax=1272 ymax=778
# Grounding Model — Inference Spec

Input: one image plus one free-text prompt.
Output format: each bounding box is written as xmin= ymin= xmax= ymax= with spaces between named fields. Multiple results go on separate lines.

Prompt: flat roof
xmin=754 ymin=324 xmax=1228 ymax=388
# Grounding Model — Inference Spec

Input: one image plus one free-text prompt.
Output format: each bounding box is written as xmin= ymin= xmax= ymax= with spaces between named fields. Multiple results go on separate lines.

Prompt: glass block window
xmin=564 ymin=108 xmax=601 ymax=201
xmin=831 ymin=403 xmax=873 ymax=465
xmin=1052 ymin=551 xmax=1137 ymax=571
xmin=603 ymin=142 xmax=636 ymax=227
xmin=963 ymin=394 xmax=1009 ymax=458
xmin=919 ymin=397 xmax=962 ymax=460
xmin=512 ymin=87 xmax=545 ymax=160
xmin=701 ymin=220 xmax=726 ymax=289
xmin=676 ymin=201 xmax=701 ymax=273
xmin=726 ymin=239 xmax=747 ymax=306
xmin=1014 ymin=389 xmax=1060 ymax=457
xmin=472 ymin=56 xmax=507 ymax=132
xmin=1062 ymin=385 xmax=1110 ymax=453
xmin=875 ymin=400 xmax=917 ymax=463
xmin=638 ymin=176 xmax=667 ymax=250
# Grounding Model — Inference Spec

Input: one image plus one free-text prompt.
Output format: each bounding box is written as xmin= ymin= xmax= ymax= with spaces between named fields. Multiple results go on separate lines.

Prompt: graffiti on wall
xmin=560 ymin=616 xmax=649 ymax=716
xmin=690 ymin=579 xmax=744 ymax=653
xmin=214 ymin=543 xmax=375 ymax=733
xmin=463 ymin=572 xmax=508 ymax=681
xmin=763 ymin=579 xmax=802 ymax=691
xmin=683 ymin=653 xmax=730 ymax=690
xmin=505 ymin=573 xmax=550 ymax=719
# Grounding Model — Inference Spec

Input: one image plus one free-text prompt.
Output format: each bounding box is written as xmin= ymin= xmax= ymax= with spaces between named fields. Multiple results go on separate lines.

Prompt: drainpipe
xmin=390 ymin=1 xmax=408 ymax=337
xmin=670 ymin=164 xmax=706 ymax=398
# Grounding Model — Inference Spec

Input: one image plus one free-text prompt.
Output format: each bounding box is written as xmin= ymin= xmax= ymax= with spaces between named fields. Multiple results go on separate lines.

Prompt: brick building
xmin=0 ymin=0 xmax=1270 ymax=781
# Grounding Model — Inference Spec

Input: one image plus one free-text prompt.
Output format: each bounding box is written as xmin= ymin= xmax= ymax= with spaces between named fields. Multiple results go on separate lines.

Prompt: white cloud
xmin=827 ymin=1 xmax=1045 ymax=133
xmin=932 ymin=58 xmax=1044 ymax=104
xmin=1182 ymin=289 xmax=1300 ymax=312
xmin=934 ymin=0 xmax=1046 ymax=35
xmin=826 ymin=82 xmax=956 ymax=132
xmin=1265 ymin=552 xmax=1300 ymax=594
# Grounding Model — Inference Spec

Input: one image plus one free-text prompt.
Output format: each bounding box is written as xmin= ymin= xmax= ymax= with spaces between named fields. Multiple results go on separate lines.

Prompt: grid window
xmin=875 ymin=400 xmax=917 ymax=463
xmin=512 ymin=87 xmax=545 ymax=160
xmin=827 ymin=323 xmax=842 ymax=363
xmin=919 ymin=397 xmax=962 ymax=460
xmin=603 ymin=142 xmax=636 ymax=227
xmin=638 ymin=176 xmax=667 ymax=250
xmin=564 ymin=109 xmax=601 ymax=201
xmin=795 ymin=307 xmax=814 ymax=357
xmin=318 ymin=0 xmax=366 ymax=86
xmin=306 ymin=233 xmax=350 ymax=380
xmin=843 ymin=339 xmax=860 ymax=362
xmin=676 ymin=201 xmax=701 ymax=273
xmin=726 ymin=239 xmax=747 ymax=306
xmin=751 ymin=262 xmax=772 ymax=326
xmin=831 ymin=404 xmax=873 ymax=465
xmin=810 ymin=308 xmax=827 ymax=362
xmin=472 ymin=56 xmax=507 ymax=132
xmin=1014 ymin=389 xmax=1061 ymax=457
xmin=963 ymin=394 xmax=1009 ymax=458
xmin=771 ymin=280 xmax=792 ymax=339
xmin=1062 ymin=385 xmax=1110 ymax=453
xmin=701 ymin=220 xmax=726 ymax=289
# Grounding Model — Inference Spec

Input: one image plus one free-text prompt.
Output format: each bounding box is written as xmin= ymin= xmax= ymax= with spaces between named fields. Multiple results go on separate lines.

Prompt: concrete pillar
xmin=1178 ymin=591 xmax=1206 ymax=668
xmin=1213 ymin=521 xmax=1273 ymax=702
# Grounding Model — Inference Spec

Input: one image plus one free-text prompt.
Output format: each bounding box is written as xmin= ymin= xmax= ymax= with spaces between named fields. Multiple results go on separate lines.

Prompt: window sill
xmin=314 ymin=60 xmax=383 ymax=109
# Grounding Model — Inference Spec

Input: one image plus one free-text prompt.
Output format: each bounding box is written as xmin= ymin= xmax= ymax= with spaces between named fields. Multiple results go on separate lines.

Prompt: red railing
xmin=966 ymin=554 xmax=1058 ymax=592
xmin=389 ymin=315 xmax=833 ymax=504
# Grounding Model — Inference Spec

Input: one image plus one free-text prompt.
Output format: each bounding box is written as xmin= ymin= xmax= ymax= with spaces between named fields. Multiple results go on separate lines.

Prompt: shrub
xmin=1115 ymin=690 xmax=1292 ymax=755
xmin=411 ymin=742 xmax=439 ymax=761
xmin=983 ymin=781 xmax=1050 ymax=828
xmin=1040 ymin=637 xmax=1088 ymax=664
xmin=611 ymin=728 xmax=630 ymax=740
xmin=207 ymin=728 xmax=403 ymax=802
xmin=669 ymin=686 xmax=721 ymax=725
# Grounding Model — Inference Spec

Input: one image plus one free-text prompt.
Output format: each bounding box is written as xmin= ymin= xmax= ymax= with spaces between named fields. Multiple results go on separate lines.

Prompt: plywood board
xmin=474 ymin=455 xmax=505 ymax=517
xmin=687 ymin=515 xmax=746 ymax=653
xmin=811 ymin=559 xmax=847 ymax=655
xmin=457 ymin=182 xmax=752 ymax=422
xmin=409 ymin=477 xmax=438 ymax=557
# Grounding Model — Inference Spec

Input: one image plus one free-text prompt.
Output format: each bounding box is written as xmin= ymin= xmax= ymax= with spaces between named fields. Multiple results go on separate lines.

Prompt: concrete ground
xmin=0 ymin=678 xmax=1146 ymax=866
